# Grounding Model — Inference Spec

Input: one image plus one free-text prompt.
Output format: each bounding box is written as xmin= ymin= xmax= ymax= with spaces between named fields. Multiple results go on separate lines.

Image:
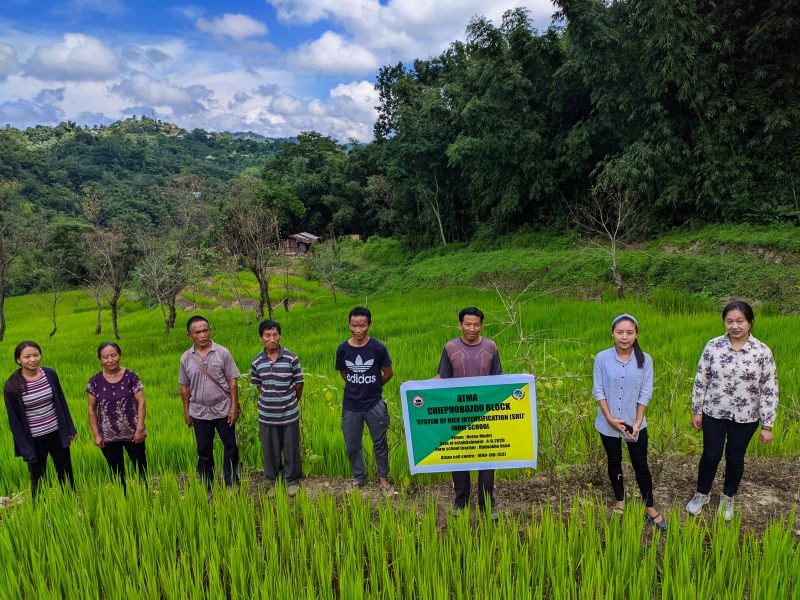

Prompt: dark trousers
xmin=100 ymin=440 xmax=147 ymax=489
xmin=697 ymin=414 xmax=759 ymax=496
xmin=28 ymin=430 xmax=75 ymax=500
xmin=452 ymin=470 xmax=495 ymax=510
xmin=341 ymin=401 xmax=390 ymax=481
xmin=259 ymin=420 xmax=302 ymax=485
xmin=193 ymin=417 xmax=240 ymax=487
xmin=599 ymin=428 xmax=654 ymax=507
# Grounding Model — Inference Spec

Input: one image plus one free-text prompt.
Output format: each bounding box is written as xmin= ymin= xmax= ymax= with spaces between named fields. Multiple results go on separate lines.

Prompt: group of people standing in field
xmin=2 ymin=300 xmax=779 ymax=527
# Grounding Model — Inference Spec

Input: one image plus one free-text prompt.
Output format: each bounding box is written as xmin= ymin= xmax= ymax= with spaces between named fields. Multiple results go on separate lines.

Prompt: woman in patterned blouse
xmin=686 ymin=301 xmax=778 ymax=520
xmin=87 ymin=342 xmax=147 ymax=489
xmin=3 ymin=341 xmax=77 ymax=499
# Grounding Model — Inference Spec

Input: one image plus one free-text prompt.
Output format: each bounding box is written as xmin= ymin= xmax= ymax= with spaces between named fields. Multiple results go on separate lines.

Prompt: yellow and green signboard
xmin=400 ymin=374 xmax=537 ymax=474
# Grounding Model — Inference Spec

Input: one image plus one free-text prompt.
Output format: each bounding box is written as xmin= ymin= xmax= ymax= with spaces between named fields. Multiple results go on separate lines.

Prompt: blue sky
xmin=0 ymin=1 xmax=556 ymax=141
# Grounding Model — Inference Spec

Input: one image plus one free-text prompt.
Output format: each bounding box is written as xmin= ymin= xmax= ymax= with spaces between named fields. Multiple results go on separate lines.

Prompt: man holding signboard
xmin=436 ymin=306 xmax=502 ymax=514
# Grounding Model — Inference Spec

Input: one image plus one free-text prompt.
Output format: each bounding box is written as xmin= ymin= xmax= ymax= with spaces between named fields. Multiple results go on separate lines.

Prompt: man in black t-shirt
xmin=335 ymin=306 xmax=394 ymax=492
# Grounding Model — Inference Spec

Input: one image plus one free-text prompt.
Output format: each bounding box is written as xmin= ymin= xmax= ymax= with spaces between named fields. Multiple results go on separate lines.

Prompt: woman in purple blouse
xmin=87 ymin=342 xmax=147 ymax=489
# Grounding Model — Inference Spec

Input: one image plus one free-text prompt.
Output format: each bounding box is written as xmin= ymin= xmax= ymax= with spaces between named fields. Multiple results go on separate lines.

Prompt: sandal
xmin=611 ymin=504 xmax=624 ymax=517
xmin=645 ymin=511 xmax=667 ymax=532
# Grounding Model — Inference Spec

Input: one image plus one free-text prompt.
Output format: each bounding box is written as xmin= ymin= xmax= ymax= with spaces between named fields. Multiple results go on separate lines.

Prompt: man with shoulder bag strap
xmin=179 ymin=315 xmax=241 ymax=490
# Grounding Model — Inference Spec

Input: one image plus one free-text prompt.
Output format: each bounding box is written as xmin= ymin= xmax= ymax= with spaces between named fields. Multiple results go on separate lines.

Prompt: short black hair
xmin=258 ymin=319 xmax=282 ymax=336
xmin=722 ymin=300 xmax=755 ymax=325
xmin=186 ymin=315 xmax=210 ymax=332
xmin=97 ymin=342 xmax=122 ymax=358
xmin=349 ymin=306 xmax=372 ymax=323
xmin=458 ymin=307 xmax=484 ymax=323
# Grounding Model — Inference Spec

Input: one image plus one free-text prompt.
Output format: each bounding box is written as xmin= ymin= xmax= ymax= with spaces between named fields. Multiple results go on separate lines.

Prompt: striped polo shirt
xmin=21 ymin=370 xmax=59 ymax=437
xmin=250 ymin=347 xmax=304 ymax=425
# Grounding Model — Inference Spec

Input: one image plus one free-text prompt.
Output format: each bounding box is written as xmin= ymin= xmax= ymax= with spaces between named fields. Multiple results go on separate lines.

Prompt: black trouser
xmin=599 ymin=428 xmax=654 ymax=507
xmin=259 ymin=420 xmax=302 ymax=485
xmin=193 ymin=417 xmax=240 ymax=487
xmin=696 ymin=414 xmax=759 ymax=496
xmin=452 ymin=470 xmax=495 ymax=510
xmin=28 ymin=430 xmax=75 ymax=500
xmin=100 ymin=440 xmax=147 ymax=490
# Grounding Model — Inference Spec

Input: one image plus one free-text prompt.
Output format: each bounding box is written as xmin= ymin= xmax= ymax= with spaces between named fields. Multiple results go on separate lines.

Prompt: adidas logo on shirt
xmin=345 ymin=355 xmax=377 ymax=383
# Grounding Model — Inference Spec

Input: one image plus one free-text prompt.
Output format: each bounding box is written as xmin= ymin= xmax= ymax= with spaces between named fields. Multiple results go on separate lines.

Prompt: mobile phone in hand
xmin=622 ymin=423 xmax=639 ymax=441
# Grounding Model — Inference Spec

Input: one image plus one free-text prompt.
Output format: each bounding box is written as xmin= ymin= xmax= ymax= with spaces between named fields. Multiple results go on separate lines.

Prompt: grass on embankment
xmin=337 ymin=224 xmax=800 ymax=313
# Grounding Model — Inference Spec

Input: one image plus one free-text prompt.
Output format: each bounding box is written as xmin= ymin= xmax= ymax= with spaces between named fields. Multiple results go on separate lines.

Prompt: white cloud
xmin=25 ymin=34 xmax=118 ymax=81
xmin=120 ymin=46 xmax=170 ymax=69
xmin=196 ymin=13 xmax=268 ymax=41
xmin=255 ymin=83 xmax=280 ymax=96
xmin=270 ymin=0 xmax=556 ymax=60
xmin=0 ymin=43 xmax=21 ymax=80
xmin=109 ymin=73 xmax=211 ymax=116
xmin=290 ymin=31 xmax=378 ymax=75
xmin=0 ymin=88 xmax=65 ymax=128
xmin=75 ymin=111 xmax=116 ymax=127
xmin=269 ymin=94 xmax=306 ymax=116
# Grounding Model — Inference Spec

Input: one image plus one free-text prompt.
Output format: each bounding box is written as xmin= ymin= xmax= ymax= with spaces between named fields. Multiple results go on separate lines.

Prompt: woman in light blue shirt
xmin=593 ymin=314 xmax=666 ymax=531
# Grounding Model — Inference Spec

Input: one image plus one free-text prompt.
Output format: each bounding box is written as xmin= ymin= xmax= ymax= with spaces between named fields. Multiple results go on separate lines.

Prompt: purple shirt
xmin=87 ymin=369 xmax=143 ymax=442
xmin=437 ymin=337 xmax=502 ymax=378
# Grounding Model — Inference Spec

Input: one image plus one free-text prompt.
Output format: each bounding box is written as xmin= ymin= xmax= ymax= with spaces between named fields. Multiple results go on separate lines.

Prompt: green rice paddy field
xmin=0 ymin=282 xmax=798 ymax=598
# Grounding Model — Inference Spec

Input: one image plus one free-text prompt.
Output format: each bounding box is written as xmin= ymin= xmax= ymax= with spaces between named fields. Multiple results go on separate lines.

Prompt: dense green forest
xmin=1 ymin=1 xmax=799 ymax=337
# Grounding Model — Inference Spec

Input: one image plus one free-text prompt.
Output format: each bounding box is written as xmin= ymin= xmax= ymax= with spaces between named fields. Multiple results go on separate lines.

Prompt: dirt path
xmin=246 ymin=456 xmax=800 ymax=536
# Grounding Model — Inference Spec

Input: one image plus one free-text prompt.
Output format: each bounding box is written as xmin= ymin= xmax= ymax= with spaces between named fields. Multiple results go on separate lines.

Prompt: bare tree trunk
xmin=0 ymin=291 xmax=5 ymax=342
xmin=110 ymin=290 xmax=121 ymax=340
xmin=283 ymin=264 xmax=290 ymax=312
xmin=429 ymin=175 xmax=446 ymax=246
xmin=91 ymin=287 xmax=103 ymax=335
xmin=253 ymin=269 xmax=273 ymax=321
xmin=95 ymin=302 xmax=102 ymax=334
xmin=610 ymin=243 xmax=624 ymax=299
xmin=265 ymin=278 xmax=273 ymax=319
xmin=48 ymin=293 xmax=59 ymax=338
xmin=429 ymin=199 xmax=447 ymax=247
xmin=157 ymin=301 xmax=169 ymax=335
xmin=167 ymin=295 xmax=177 ymax=330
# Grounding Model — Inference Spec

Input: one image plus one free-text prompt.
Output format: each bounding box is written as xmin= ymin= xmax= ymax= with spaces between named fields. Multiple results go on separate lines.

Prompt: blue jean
xmin=341 ymin=400 xmax=390 ymax=481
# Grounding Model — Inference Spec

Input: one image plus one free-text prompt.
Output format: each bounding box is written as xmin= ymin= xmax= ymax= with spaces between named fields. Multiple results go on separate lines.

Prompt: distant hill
xmin=0 ymin=116 xmax=285 ymax=227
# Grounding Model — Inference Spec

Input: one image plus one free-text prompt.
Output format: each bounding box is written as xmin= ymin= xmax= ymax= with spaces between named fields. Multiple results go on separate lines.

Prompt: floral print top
xmin=87 ymin=369 xmax=144 ymax=442
xmin=691 ymin=335 xmax=778 ymax=426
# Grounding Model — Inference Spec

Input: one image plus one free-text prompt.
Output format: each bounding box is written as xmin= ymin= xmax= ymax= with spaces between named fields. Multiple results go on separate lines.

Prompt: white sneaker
xmin=718 ymin=494 xmax=734 ymax=521
xmin=686 ymin=492 xmax=710 ymax=515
